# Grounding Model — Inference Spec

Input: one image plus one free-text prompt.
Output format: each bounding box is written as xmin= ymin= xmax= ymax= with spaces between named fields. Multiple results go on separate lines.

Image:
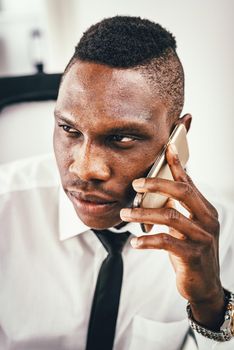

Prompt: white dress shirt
xmin=0 ymin=154 xmax=234 ymax=350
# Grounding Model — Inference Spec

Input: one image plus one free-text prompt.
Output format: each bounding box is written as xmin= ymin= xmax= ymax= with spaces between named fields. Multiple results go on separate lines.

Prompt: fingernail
xmin=133 ymin=178 xmax=145 ymax=189
xmin=131 ymin=237 xmax=140 ymax=248
xmin=120 ymin=208 xmax=132 ymax=219
xmin=169 ymin=143 xmax=178 ymax=155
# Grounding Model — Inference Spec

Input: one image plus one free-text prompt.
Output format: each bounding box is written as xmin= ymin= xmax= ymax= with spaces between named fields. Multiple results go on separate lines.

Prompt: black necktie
xmin=85 ymin=229 xmax=130 ymax=350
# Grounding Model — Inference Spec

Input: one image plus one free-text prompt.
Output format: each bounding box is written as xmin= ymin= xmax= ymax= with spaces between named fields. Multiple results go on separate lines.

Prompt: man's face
xmin=54 ymin=60 xmax=172 ymax=229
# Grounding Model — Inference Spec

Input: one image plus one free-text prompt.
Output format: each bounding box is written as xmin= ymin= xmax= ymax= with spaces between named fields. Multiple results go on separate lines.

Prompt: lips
xmin=69 ymin=191 xmax=116 ymax=204
xmin=68 ymin=190 xmax=118 ymax=216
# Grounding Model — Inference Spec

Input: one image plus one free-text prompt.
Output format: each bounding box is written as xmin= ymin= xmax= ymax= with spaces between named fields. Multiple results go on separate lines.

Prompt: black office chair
xmin=0 ymin=72 xmax=61 ymax=111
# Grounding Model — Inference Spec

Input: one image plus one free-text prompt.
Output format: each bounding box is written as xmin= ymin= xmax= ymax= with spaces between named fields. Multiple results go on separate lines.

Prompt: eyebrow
xmin=54 ymin=110 xmax=152 ymax=135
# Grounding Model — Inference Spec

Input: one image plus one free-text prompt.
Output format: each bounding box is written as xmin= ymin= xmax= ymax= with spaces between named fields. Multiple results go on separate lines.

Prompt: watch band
xmin=187 ymin=289 xmax=234 ymax=342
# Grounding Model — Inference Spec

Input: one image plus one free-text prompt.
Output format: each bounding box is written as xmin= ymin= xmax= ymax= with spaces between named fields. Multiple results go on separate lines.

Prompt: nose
xmin=69 ymin=142 xmax=111 ymax=182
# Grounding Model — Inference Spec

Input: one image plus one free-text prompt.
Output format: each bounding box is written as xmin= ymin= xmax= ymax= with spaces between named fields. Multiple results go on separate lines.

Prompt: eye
xmin=58 ymin=124 xmax=80 ymax=135
xmin=107 ymin=135 xmax=140 ymax=148
xmin=111 ymin=135 xmax=135 ymax=143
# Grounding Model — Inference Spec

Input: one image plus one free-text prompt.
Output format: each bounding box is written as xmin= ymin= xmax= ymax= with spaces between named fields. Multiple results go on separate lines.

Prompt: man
xmin=0 ymin=16 xmax=233 ymax=350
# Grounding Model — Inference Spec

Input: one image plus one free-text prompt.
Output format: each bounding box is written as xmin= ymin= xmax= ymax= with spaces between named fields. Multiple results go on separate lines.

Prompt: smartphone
xmin=132 ymin=123 xmax=189 ymax=233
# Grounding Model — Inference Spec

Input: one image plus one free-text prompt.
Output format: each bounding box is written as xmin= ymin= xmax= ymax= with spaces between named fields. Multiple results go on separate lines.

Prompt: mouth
xmin=68 ymin=190 xmax=119 ymax=216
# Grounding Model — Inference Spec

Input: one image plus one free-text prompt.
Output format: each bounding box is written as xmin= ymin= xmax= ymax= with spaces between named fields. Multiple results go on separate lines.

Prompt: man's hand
xmin=120 ymin=144 xmax=226 ymax=331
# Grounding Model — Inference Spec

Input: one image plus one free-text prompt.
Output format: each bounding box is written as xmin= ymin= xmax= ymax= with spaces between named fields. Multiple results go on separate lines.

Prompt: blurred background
xmin=0 ymin=0 xmax=233 ymax=201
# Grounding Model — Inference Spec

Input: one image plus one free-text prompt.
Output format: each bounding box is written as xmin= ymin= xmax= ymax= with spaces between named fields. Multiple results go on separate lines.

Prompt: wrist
xmin=189 ymin=289 xmax=226 ymax=331
xmin=187 ymin=289 xmax=234 ymax=342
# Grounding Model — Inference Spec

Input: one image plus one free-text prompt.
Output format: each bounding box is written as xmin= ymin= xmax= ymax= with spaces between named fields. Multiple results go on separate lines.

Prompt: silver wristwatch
xmin=187 ymin=289 xmax=234 ymax=342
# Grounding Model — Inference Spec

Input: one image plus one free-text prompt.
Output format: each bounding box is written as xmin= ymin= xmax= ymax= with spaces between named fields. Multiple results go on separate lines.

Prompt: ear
xmin=175 ymin=113 xmax=192 ymax=133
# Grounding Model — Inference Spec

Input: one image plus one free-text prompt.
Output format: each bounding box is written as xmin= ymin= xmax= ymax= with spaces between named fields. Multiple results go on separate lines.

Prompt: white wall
xmin=0 ymin=0 xmax=46 ymax=76
xmin=0 ymin=0 xmax=233 ymax=200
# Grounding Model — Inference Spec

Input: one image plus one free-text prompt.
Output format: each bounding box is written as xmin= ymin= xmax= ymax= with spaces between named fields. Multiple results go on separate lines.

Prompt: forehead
xmin=56 ymin=60 xmax=167 ymax=126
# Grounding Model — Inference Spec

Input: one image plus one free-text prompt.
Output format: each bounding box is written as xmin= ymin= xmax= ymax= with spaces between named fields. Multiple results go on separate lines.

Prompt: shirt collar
xmin=59 ymin=186 xmax=90 ymax=240
xmin=58 ymin=185 xmax=166 ymax=240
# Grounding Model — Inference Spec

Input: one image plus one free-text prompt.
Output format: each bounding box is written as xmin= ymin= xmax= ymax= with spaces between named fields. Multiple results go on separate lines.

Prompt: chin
xmin=75 ymin=209 xmax=122 ymax=230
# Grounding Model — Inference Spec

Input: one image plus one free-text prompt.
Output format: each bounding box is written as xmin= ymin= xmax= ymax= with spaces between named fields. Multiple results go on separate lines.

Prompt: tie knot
xmin=93 ymin=229 xmax=130 ymax=255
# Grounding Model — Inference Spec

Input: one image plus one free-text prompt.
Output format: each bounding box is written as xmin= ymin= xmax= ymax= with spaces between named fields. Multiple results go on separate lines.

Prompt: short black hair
xmin=64 ymin=16 xmax=184 ymax=120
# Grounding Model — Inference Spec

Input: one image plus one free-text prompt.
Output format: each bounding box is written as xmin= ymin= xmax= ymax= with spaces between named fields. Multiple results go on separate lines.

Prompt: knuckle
xmin=182 ymin=182 xmax=194 ymax=198
xmin=198 ymin=233 xmax=215 ymax=256
xmin=173 ymin=154 xmax=181 ymax=166
xmin=203 ymin=217 xmax=220 ymax=235
xmin=165 ymin=208 xmax=180 ymax=222
xmin=202 ymin=232 xmax=214 ymax=247
xmin=186 ymin=175 xmax=194 ymax=185
xmin=176 ymin=170 xmax=191 ymax=183
xmin=160 ymin=234 xmax=172 ymax=249
xmin=187 ymin=233 xmax=216 ymax=268
xmin=177 ymin=173 xmax=188 ymax=183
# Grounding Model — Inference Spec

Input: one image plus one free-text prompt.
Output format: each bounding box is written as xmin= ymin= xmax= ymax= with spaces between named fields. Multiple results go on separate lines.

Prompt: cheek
xmin=112 ymin=133 xmax=168 ymax=193
xmin=111 ymin=149 xmax=156 ymax=189
xmin=121 ymin=146 xmax=156 ymax=173
xmin=111 ymin=152 xmax=154 ymax=206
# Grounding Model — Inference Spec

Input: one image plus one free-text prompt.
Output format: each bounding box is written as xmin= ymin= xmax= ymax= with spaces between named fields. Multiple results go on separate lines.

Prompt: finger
xmin=166 ymin=143 xmax=188 ymax=182
xmin=166 ymin=198 xmax=187 ymax=240
xmin=130 ymin=233 xmax=192 ymax=258
xmin=132 ymin=176 xmax=218 ymax=231
xmin=120 ymin=207 xmax=213 ymax=242
xmin=166 ymin=144 xmax=218 ymax=219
